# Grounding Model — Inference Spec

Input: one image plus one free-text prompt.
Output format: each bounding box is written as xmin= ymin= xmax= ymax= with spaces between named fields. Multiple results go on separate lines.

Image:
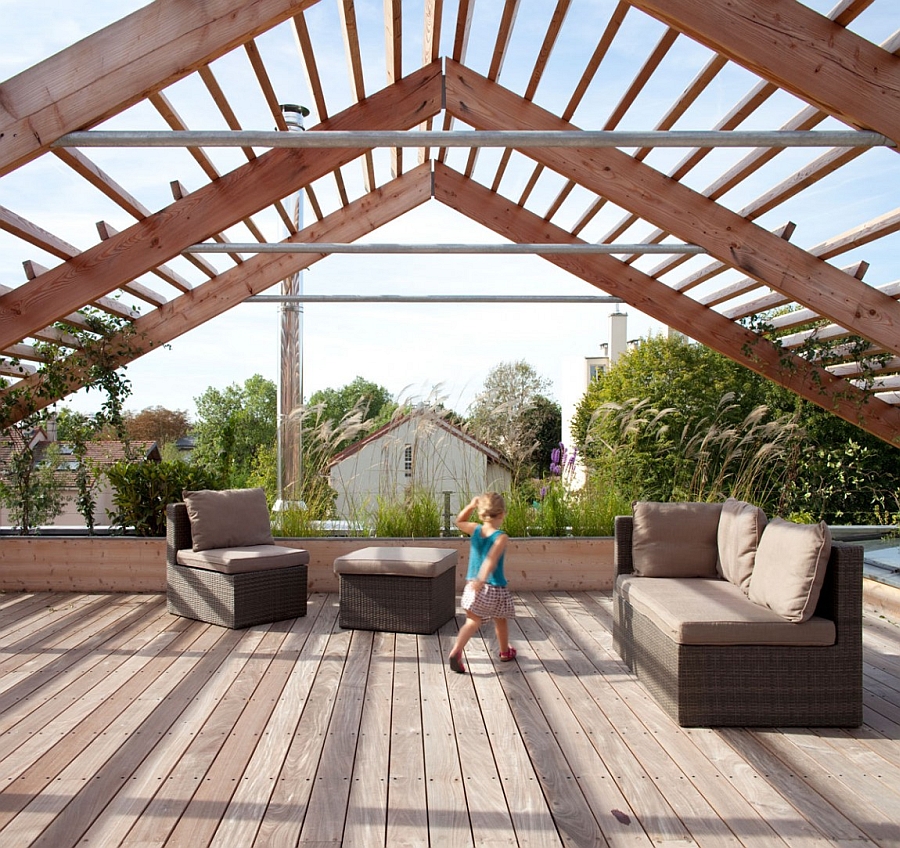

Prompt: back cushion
xmin=183 ymin=487 xmax=274 ymax=552
xmin=748 ymin=517 xmax=832 ymax=622
xmin=631 ymin=501 xmax=722 ymax=577
xmin=716 ymin=498 xmax=767 ymax=594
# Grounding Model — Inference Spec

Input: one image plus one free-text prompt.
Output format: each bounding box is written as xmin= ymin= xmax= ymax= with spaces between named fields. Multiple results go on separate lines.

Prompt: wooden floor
xmin=1 ymin=592 xmax=899 ymax=848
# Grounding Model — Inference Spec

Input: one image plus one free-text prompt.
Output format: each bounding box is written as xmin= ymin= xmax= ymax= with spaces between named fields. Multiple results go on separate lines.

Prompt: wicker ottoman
xmin=333 ymin=546 xmax=457 ymax=634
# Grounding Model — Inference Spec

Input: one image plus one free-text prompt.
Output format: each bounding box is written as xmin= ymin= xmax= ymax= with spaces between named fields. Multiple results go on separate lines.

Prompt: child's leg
xmin=450 ymin=611 xmax=482 ymax=659
xmin=493 ymin=617 xmax=509 ymax=655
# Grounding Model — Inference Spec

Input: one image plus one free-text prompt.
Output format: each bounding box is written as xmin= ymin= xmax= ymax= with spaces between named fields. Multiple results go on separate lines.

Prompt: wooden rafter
xmin=629 ymin=0 xmax=900 ymax=144
xmin=433 ymin=161 xmax=900 ymax=444
xmin=443 ymin=60 xmax=900 ymax=359
xmin=0 ymin=0 xmax=322 ymax=177
xmin=0 ymin=62 xmax=443 ymax=352
xmin=0 ymin=165 xmax=434 ymax=421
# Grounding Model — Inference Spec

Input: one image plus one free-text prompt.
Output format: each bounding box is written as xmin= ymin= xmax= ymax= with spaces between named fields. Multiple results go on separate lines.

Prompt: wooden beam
xmin=0 ymin=165 xmax=434 ymax=420
xmin=443 ymin=60 xmax=900 ymax=358
xmin=432 ymin=162 xmax=900 ymax=445
xmin=628 ymin=0 xmax=900 ymax=144
xmin=0 ymin=0 xmax=322 ymax=177
xmin=0 ymin=62 xmax=443 ymax=352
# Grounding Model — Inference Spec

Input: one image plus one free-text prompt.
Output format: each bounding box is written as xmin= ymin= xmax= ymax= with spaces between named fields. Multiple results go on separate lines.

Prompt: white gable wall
xmin=329 ymin=416 xmax=511 ymax=522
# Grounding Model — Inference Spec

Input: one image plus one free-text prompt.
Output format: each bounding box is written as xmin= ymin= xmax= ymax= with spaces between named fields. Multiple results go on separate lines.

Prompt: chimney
xmin=609 ymin=309 xmax=628 ymax=364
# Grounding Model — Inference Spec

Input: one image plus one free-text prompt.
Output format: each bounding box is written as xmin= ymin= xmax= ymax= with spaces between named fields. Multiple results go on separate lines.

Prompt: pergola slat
xmin=292 ymin=10 xmax=351 ymax=210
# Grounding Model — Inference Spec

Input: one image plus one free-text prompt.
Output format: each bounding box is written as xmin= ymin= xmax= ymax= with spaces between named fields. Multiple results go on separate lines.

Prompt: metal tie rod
xmin=54 ymin=129 xmax=895 ymax=149
xmin=246 ymin=295 xmax=624 ymax=304
xmin=185 ymin=242 xmax=706 ymax=255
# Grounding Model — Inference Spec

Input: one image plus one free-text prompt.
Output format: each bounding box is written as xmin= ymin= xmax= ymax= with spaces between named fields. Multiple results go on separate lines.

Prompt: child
xmin=448 ymin=492 xmax=517 ymax=674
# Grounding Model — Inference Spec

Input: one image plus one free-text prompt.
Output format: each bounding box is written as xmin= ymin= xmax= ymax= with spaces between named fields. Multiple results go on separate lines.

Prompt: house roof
xmin=0 ymin=435 xmax=161 ymax=484
xmin=327 ymin=408 xmax=509 ymax=469
xmin=1 ymin=2 xmax=900 ymax=443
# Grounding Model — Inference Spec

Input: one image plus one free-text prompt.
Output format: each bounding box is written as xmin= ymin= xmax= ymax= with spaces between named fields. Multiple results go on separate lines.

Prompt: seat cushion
xmin=748 ymin=518 xmax=832 ymax=622
xmin=716 ymin=498 xmax=767 ymax=593
xmin=183 ymin=487 xmax=274 ymax=552
xmin=617 ymin=575 xmax=835 ymax=646
xmin=334 ymin=546 xmax=457 ymax=578
xmin=177 ymin=544 xmax=309 ymax=574
xmin=631 ymin=501 xmax=722 ymax=578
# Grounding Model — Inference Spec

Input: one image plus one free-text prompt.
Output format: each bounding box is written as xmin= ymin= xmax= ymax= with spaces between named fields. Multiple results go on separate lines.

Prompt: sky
xmin=1 ymin=0 xmax=897 ymax=424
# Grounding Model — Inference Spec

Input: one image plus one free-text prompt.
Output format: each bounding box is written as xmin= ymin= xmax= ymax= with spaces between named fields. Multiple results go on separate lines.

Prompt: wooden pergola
xmin=2 ymin=0 xmax=900 ymax=443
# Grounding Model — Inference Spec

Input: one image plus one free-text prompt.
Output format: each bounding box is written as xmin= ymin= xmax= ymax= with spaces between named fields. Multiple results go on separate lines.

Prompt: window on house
xmin=403 ymin=444 xmax=413 ymax=477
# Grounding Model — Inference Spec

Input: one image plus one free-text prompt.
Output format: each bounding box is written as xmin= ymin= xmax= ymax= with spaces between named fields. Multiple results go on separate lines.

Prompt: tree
xmin=124 ymin=406 xmax=191 ymax=446
xmin=191 ymin=375 xmax=277 ymax=488
xmin=523 ymin=394 xmax=562 ymax=476
xmin=468 ymin=360 xmax=553 ymax=486
xmin=306 ymin=377 xmax=396 ymax=451
xmin=572 ymin=333 xmax=900 ymax=522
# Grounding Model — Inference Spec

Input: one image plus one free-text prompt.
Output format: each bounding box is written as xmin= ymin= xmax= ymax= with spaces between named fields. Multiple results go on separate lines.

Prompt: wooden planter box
xmin=0 ymin=535 xmax=615 ymax=594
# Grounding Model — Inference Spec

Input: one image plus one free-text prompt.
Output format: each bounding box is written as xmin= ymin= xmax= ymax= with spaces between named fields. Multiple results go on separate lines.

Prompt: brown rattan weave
xmin=338 ymin=568 xmax=456 ymax=634
xmin=612 ymin=514 xmax=863 ymax=727
xmin=166 ymin=502 xmax=307 ymax=629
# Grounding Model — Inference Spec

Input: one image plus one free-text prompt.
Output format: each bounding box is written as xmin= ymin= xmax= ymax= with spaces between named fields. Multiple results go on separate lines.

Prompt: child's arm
xmin=454 ymin=497 xmax=480 ymax=536
xmin=469 ymin=532 xmax=508 ymax=592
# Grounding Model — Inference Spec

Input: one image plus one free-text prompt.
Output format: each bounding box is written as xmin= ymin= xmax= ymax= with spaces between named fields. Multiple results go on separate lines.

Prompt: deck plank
xmin=442 ymin=621 xmax=518 ymax=848
xmin=342 ymin=629 xmax=394 ymax=847
xmin=0 ymin=591 xmax=899 ymax=847
xmin=386 ymin=632 xmax=428 ymax=847
xmin=297 ymin=627 xmax=373 ymax=845
xmin=420 ymin=626 xmax=472 ymax=847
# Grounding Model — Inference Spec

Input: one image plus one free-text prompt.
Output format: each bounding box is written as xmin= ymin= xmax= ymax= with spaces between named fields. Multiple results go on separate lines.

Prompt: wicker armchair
xmin=613 ymin=515 xmax=863 ymax=727
xmin=166 ymin=501 xmax=308 ymax=629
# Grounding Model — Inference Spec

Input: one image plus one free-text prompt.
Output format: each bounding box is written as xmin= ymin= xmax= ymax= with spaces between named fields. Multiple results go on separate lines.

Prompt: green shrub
xmin=106 ymin=461 xmax=221 ymax=536
xmin=374 ymin=487 xmax=441 ymax=537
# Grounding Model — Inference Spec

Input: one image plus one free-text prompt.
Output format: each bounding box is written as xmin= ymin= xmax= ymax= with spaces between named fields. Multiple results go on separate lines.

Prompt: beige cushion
xmin=183 ymin=488 xmax=274 ymax=552
xmin=716 ymin=498 xmax=767 ymax=593
xmin=631 ymin=501 xmax=722 ymax=578
xmin=617 ymin=575 xmax=835 ymax=646
xmin=748 ymin=518 xmax=832 ymax=622
xmin=177 ymin=544 xmax=309 ymax=575
xmin=334 ymin=546 xmax=457 ymax=578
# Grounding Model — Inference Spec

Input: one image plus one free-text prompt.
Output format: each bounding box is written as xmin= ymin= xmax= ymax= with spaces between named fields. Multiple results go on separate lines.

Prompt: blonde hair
xmin=477 ymin=492 xmax=506 ymax=521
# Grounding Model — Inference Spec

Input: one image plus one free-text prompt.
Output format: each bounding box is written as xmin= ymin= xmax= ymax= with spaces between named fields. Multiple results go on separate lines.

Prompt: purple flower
xmin=551 ymin=447 xmax=560 ymax=465
xmin=540 ymin=486 xmax=547 ymax=499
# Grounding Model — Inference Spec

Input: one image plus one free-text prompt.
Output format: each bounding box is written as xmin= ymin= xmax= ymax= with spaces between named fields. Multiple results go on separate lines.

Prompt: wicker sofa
xmin=612 ymin=501 xmax=863 ymax=727
xmin=166 ymin=488 xmax=309 ymax=629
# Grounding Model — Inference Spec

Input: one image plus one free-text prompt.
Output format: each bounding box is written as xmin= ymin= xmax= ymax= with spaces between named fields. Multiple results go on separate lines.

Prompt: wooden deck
xmin=1 ymin=591 xmax=899 ymax=847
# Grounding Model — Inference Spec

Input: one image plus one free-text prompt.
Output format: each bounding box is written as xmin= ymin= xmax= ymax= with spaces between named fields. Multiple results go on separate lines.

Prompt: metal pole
xmin=183 ymin=241 xmax=706 ymax=255
xmin=246 ymin=294 xmax=625 ymax=303
xmin=54 ymin=129 xmax=895 ymax=149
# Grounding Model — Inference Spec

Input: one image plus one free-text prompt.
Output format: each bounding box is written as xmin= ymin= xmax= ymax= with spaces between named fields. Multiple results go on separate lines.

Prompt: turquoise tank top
xmin=466 ymin=527 xmax=508 ymax=587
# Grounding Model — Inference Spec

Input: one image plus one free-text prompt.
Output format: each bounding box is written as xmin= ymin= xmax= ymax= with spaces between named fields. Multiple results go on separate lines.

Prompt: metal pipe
xmin=54 ymin=129 xmax=895 ymax=149
xmin=246 ymin=295 xmax=625 ymax=303
xmin=185 ymin=241 xmax=706 ymax=255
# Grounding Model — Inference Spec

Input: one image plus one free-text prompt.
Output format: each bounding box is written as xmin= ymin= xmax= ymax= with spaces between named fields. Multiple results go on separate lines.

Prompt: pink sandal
xmin=449 ymin=652 xmax=466 ymax=674
xmin=499 ymin=646 xmax=517 ymax=662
